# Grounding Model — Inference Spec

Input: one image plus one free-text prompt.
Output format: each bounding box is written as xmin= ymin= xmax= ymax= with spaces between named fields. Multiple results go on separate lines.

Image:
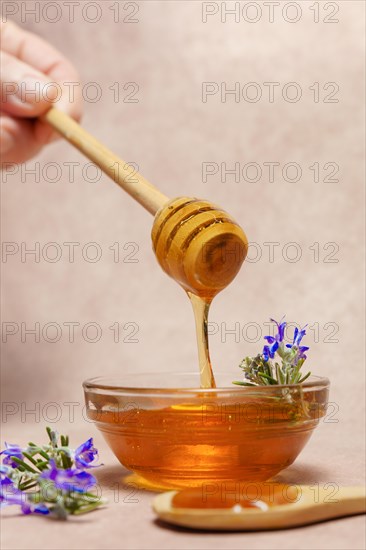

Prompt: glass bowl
xmin=83 ymin=373 xmax=329 ymax=490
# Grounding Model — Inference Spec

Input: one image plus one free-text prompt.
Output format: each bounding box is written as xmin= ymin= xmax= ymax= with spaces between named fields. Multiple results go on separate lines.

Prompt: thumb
xmin=0 ymin=50 xmax=58 ymax=118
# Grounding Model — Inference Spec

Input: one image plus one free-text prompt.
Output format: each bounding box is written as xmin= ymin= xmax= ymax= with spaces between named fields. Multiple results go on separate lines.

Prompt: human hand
xmin=0 ymin=21 xmax=82 ymax=164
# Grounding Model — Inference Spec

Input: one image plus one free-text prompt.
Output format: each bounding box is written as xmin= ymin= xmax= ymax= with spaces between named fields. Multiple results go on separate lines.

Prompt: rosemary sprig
xmin=0 ymin=427 xmax=104 ymax=519
xmin=234 ymin=317 xmax=311 ymax=387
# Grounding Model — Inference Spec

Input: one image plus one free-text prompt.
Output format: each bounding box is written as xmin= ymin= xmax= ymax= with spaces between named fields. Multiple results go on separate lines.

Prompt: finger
xmin=1 ymin=20 xmax=79 ymax=84
xmin=1 ymin=50 xmax=59 ymax=117
xmin=1 ymin=21 xmax=82 ymax=122
xmin=0 ymin=114 xmax=43 ymax=164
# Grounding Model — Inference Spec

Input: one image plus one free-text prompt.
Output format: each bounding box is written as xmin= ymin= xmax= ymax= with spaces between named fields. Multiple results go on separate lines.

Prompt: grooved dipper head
xmin=151 ymin=197 xmax=248 ymax=299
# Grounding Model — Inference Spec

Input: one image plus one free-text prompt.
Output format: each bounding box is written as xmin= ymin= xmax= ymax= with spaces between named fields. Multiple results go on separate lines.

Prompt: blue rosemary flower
xmin=1 ymin=476 xmax=27 ymax=511
xmin=286 ymin=326 xmax=309 ymax=362
xmin=40 ymin=460 xmax=96 ymax=493
xmin=268 ymin=316 xmax=286 ymax=342
xmin=74 ymin=438 xmax=100 ymax=469
xmin=262 ymin=316 xmax=286 ymax=360
xmin=262 ymin=343 xmax=278 ymax=362
xmin=291 ymin=325 xmax=306 ymax=346
xmin=0 ymin=476 xmax=49 ymax=515
xmin=235 ymin=317 xmax=311 ymax=386
xmin=1 ymin=443 xmax=24 ymax=468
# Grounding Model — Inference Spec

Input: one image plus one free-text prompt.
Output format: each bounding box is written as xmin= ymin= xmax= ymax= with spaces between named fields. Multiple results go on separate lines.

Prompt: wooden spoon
xmin=42 ymin=108 xmax=248 ymax=296
xmin=42 ymin=107 xmax=168 ymax=214
xmin=152 ymin=485 xmax=366 ymax=530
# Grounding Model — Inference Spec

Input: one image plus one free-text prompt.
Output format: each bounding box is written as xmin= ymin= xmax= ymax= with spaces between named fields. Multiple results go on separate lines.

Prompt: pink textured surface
xmin=1 ymin=1 xmax=365 ymax=549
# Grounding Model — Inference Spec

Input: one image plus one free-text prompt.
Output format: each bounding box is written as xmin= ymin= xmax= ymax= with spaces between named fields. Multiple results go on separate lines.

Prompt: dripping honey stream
xmin=151 ymin=196 xmax=248 ymax=388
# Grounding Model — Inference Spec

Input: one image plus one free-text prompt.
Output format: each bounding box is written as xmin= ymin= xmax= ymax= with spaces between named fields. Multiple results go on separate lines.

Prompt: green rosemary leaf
xmin=22 ymin=451 xmax=39 ymax=467
xmin=82 ymin=492 xmax=100 ymax=500
xmin=60 ymin=451 xmax=71 ymax=470
xmin=38 ymin=449 xmax=50 ymax=461
xmin=298 ymin=371 xmax=311 ymax=383
xmin=35 ymin=460 xmax=49 ymax=471
xmin=275 ymin=363 xmax=282 ymax=384
xmin=11 ymin=457 xmax=38 ymax=474
xmin=72 ymin=503 xmax=102 ymax=515
xmin=46 ymin=427 xmax=58 ymax=448
xmin=259 ymin=373 xmax=278 ymax=385
xmin=19 ymin=481 xmax=38 ymax=491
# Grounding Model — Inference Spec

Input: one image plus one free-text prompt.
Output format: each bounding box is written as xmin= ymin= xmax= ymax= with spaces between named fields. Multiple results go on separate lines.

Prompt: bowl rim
xmin=82 ymin=373 xmax=330 ymax=395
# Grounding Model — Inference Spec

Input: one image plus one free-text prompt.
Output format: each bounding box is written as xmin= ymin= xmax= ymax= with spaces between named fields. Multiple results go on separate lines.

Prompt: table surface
xmin=1 ymin=420 xmax=365 ymax=550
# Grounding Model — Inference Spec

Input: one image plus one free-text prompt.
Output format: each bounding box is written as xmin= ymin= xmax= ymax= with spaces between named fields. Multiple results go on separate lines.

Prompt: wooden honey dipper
xmin=43 ymin=108 xmax=248 ymax=298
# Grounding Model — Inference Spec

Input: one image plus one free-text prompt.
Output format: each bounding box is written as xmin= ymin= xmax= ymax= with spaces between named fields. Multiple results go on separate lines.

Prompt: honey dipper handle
xmin=42 ymin=107 xmax=169 ymax=215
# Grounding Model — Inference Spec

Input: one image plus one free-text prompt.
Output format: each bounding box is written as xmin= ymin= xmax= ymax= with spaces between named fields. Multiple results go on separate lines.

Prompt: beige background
xmin=1 ymin=1 xmax=365 ymax=549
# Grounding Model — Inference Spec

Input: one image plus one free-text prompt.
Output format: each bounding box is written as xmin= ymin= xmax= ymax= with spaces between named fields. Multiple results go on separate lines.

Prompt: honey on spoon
xmin=153 ymin=484 xmax=366 ymax=530
xmin=43 ymin=108 xmax=248 ymax=389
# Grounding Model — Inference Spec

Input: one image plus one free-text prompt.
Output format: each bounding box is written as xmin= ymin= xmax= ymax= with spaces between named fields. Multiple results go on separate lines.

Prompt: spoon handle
xmin=153 ymin=485 xmax=366 ymax=531
xmin=42 ymin=107 xmax=169 ymax=215
xmin=316 ymin=486 xmax=366 ymax=517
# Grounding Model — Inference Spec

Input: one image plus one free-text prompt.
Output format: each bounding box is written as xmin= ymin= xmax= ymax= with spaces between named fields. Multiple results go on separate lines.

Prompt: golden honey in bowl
xmin=83 ymin=374 xmax=329 ymax=490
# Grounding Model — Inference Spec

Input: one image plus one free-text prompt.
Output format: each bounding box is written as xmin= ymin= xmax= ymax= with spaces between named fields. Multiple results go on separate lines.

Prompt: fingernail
xmin=18 ymin=76 xmax=57 ymax=104
xmin=18 ymin=77 xmax=44 ymax=104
